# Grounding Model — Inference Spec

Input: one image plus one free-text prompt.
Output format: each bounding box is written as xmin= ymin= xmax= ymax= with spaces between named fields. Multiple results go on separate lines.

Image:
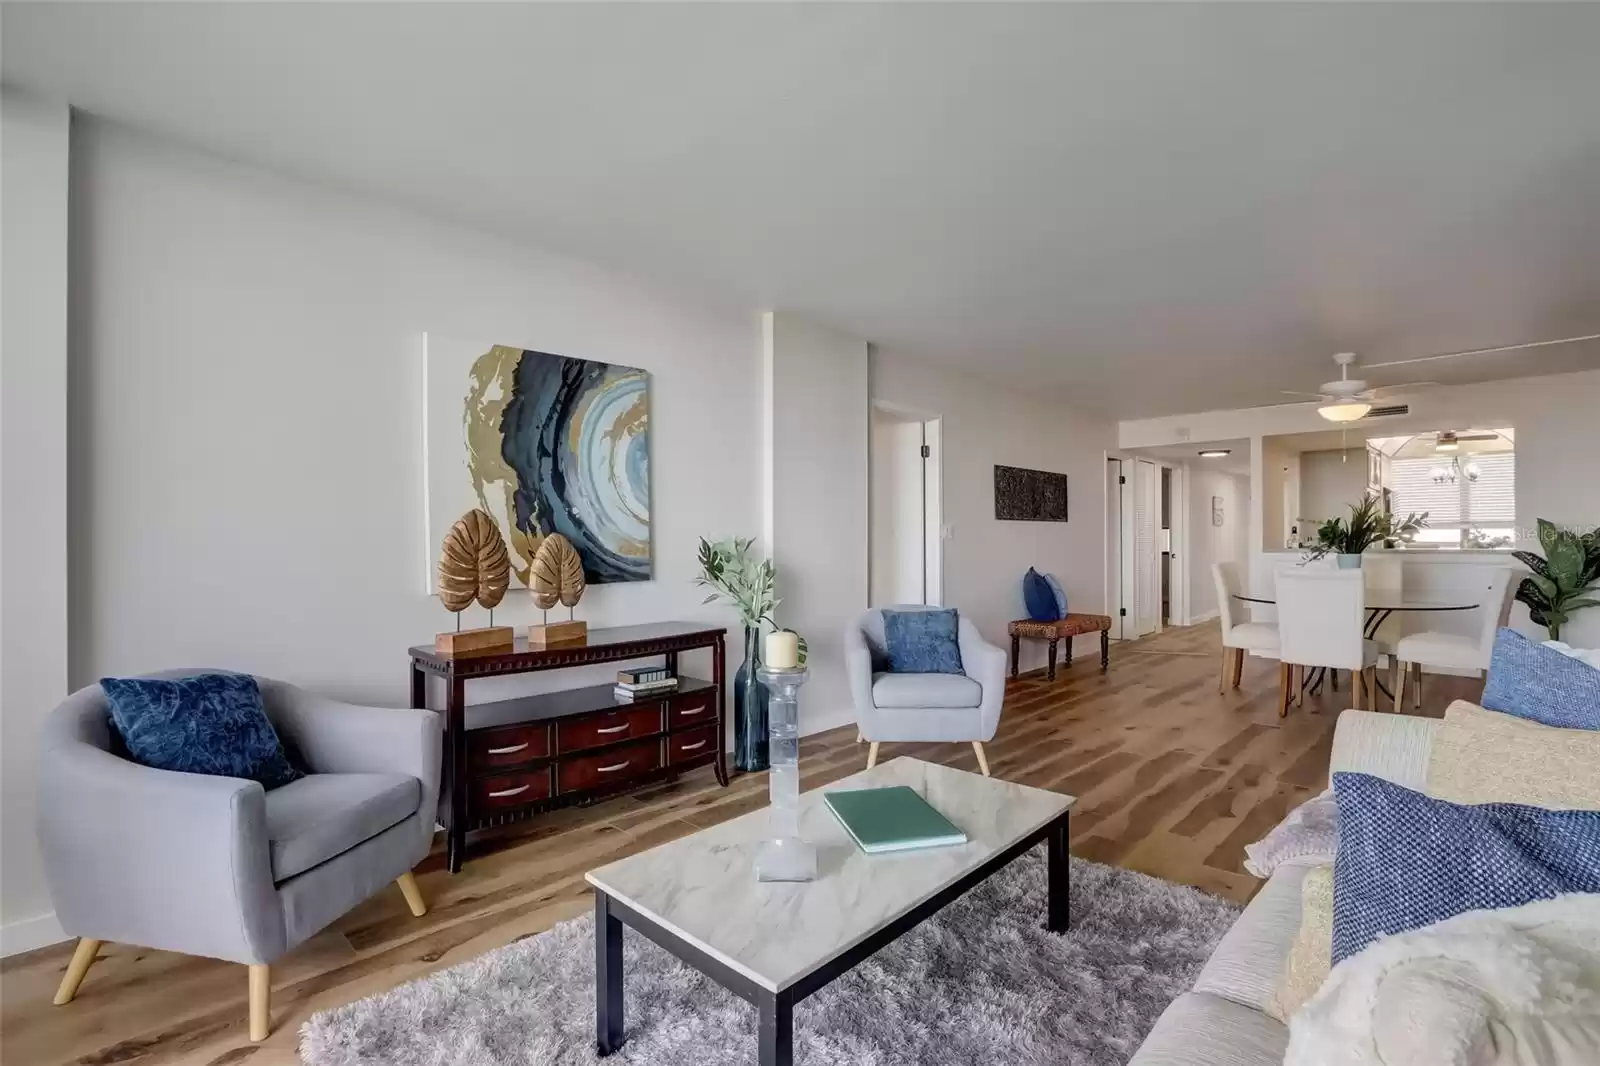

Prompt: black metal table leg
xmin=596 ymin=891 xmax=625 ymax=1055
xmin=1047 ymin=814 xmax=1070 ymax=932
xmin=758 ymin=990 xmax=794 ymax=1066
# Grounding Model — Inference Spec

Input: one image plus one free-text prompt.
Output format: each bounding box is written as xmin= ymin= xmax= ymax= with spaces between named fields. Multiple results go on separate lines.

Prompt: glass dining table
xmin=1231 ymin=593 xmax=1480 ymax=699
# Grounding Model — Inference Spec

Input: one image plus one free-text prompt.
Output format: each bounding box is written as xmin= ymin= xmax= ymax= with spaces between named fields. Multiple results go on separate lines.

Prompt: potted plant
xmin=1512 ymin=520 xmax=1600 ymax=640
xmin=1307 ymin=497 xmax=1427 ymax=568
xmin=693 ymin=537 xmax=805 ymax=772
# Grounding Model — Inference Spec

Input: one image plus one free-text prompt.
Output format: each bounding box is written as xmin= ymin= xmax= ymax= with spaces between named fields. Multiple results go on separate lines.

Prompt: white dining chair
xmin=1276 ymin=569 xmax=1380 ymax=716
xmin=1393 ymin=566 xmax=1514 ymax=710
xmin=1212 ymin=562 xmax=1279 ymax=693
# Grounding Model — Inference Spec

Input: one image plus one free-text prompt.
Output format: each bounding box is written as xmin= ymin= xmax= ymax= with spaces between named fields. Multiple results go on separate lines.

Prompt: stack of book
xmin=614 ymin=667 xmax=678 ymax=701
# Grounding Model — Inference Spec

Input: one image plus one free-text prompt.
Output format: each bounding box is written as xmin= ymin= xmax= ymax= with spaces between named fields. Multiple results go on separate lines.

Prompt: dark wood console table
xmin=409 ymin=621 xmax=728 ymax=872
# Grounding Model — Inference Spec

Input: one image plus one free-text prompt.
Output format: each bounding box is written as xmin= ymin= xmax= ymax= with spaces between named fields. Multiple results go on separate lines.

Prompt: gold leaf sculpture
xmin=438 ymin=509 xmax=511 ymax=613
xmin=530 ymin=533 xmax=585 ymax=610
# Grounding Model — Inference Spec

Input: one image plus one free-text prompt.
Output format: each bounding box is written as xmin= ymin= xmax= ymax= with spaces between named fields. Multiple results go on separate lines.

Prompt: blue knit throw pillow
xmin=1044 ymin=573 xmax=1069 ymax=618
xmin=1481 ymin=628 xmax=1600 ymax=730
xmin=101 ymin=674 xmax=303 ymax=789
xmin=1023 ymin=568 xmax=1062 ymax=622
xmin=1331 ymin=772 xmax=1600 ymax=964
xmin=882 ymin=608 xmax=965 ymax=674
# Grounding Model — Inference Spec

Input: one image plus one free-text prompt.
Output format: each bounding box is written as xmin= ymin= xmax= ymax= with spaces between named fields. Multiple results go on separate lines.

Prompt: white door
xmin=1134 ymin=459 xmax=1160 ymax=636
xmin=870 ymin=416 xmax=929 ymax=606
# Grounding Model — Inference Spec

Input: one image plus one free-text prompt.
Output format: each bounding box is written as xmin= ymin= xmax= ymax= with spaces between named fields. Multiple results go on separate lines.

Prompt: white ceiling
xmin=6 ymin=3 xmax=1600 ymax=417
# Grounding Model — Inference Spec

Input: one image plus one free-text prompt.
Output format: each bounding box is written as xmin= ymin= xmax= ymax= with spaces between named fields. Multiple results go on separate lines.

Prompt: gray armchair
xmin=39 ymin=672 xmax=441 ymax=1040
xmin=844 ymin=607 xmax=1008 ymax=775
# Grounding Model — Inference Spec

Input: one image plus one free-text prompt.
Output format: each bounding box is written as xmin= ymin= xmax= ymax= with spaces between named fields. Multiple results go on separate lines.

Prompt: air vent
xmin=1366 ymin=404 xmax=1410 ymax=418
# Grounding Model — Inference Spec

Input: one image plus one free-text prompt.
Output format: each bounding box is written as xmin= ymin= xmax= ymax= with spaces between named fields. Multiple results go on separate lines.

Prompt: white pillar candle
xmin=765 ymin=630 xmax=800 ymax=670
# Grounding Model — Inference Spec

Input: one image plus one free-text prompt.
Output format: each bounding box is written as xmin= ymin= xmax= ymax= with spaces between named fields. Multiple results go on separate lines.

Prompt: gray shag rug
xmin=300 ymin=850 xmax=1238 ymax=1066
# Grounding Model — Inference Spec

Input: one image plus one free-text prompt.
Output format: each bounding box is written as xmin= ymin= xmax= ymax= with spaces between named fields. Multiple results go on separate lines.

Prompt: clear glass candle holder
xmin=753 ymin=665 xmax=816 ymax=882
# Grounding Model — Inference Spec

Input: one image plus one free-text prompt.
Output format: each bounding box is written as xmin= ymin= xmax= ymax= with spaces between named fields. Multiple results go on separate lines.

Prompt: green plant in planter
xmin=1307 ymin=496 xmax=1427 ymax=562
xmin=692 ymin=536 xmax=807 ymax=661
xmin=1512 ymin=520 xmax=1600 ymax=640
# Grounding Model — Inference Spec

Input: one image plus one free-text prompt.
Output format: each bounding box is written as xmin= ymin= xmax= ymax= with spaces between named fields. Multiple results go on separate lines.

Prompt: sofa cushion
xmin=882 ymin=608 xmax=965 ymax=674
xmin=1267 ymin=864 xmax=1333 ymax=1022
xmin=265 ymin=773 xmax=420 ymax=882
xmin=1427 ymin=700 xmax=1600 ymax=810
xmin=1193 ymin=863 xmax=1309 ymax=1013
xmin=101 ymin=672 xmax=302 ymax=790
xmin=1127 ymin=992 xmax=1288 ymax=1066
xmin=1331 ymin=772 xmax=1600 ymax=963
xmin=871 ymin=672 xmax=982 ymax=709
xmin=1480 ymin=627 xmax=1600 ymax=730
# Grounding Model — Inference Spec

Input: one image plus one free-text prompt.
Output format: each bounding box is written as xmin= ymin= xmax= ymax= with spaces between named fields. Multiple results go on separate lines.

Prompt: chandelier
xmin=1430 ymin=457 xmax=1481 ymax=484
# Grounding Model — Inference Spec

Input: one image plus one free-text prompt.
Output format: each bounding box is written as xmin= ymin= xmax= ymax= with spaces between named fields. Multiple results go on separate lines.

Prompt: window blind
xmin=1390 ymin=453 xmax=1514 ymax=528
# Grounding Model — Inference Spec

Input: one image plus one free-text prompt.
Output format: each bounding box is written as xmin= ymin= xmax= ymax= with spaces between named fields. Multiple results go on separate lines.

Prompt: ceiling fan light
xmin=1435 ymin=439 xmax=1459 ymax=452
xmin=1317 ymin=401 xmax=1372 ymax=423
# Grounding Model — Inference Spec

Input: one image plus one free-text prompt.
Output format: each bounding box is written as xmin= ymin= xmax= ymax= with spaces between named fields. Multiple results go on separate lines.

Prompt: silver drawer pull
xmin=596 ymin=724 xmax=630 ymax=735
xmin=487 ymin=742 xmax=530 ymax=755
xmin=597 ymin=760 xmax=631 ymax=774
xmin=678 ymin=706 xmax=706 ymax=717
xmin=679 ymin=739 xmax=707 ymax=752
xmin=487 ymin=784 xmax=531 ymax=798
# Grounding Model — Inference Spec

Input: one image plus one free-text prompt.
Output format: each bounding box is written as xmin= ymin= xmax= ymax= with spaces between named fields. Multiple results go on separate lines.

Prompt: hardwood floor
xmin=1 ymin=624 xmax=1482 ymax=1066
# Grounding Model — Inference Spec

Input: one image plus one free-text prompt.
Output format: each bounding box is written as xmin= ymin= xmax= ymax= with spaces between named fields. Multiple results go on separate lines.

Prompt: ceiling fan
xmin=1282 ymin=333 xmax=1600 ymax=423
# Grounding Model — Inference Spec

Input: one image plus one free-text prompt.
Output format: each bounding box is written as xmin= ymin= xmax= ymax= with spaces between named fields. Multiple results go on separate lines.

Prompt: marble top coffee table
xmin=586 ymin=757 xmax=1075 ymax=1066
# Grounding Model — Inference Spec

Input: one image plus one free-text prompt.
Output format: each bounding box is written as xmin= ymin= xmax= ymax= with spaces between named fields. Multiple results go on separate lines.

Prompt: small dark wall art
xmin=994 ymin=465 xmax=1069 ymax=522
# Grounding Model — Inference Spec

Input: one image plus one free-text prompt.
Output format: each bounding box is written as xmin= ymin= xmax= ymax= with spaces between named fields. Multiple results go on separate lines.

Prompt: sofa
xmin=1129 ymin=709 xmax=1439 ymax=1065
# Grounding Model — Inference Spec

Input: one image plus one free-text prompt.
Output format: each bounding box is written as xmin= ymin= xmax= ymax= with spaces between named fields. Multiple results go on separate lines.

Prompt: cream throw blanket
xmin=1284 ymin=894 xmax=1600 ymax=1066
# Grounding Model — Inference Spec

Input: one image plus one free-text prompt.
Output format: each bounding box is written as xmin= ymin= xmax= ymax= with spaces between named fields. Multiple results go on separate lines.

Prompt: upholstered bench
xmin=1007 ymin=614 xmax=1112 ymax=680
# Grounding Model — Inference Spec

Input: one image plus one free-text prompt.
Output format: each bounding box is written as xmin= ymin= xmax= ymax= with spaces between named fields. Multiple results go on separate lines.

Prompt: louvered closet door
xmin=1134 ymin=460 xmax=1160 ymax=636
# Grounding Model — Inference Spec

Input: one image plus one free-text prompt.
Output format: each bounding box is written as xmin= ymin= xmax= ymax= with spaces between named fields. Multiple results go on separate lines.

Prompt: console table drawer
xmin=668 ymin=725 xmax=716 ymax=765
xmin=557 ymin=706 xmax=662 ymax=753
xmin=558 ymin=740 xmax=661 ymax=793
xmin=472 ymin=768 xmax=552 ymax=814
xmin=667 ymin=691 xmax=715 ymax=730
xmin=469 ymin=723 xmax=551 ymax=770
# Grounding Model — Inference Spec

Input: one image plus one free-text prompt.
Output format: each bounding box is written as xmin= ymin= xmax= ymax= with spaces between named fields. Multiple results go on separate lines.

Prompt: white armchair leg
xmin=971 ymin=741 xmax=990 ymax=777
xmin=866 ymin=742 xmax=880 ymax=770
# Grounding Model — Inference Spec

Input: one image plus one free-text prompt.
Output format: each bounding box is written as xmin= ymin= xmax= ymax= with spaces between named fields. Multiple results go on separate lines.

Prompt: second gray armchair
xmin=844 ymin=607 xmax=1008 ymax=775
xmin=39 ymin=672 xmax=441 ymax=1040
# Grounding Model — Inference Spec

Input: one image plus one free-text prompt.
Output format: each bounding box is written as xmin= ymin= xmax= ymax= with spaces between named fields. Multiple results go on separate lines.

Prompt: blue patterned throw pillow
xmin=1331 ymin=772 xmax=1600 ymax=964
xmin=1481 ymin=627 xmax=1600 ymax=730
xmin=101 ymin=674 xmax=302 ymax=789
xmin=882 ymin=608 xmax=965 ymax=674
xmin=1023 ymin=568 xmax=1062 ymax=622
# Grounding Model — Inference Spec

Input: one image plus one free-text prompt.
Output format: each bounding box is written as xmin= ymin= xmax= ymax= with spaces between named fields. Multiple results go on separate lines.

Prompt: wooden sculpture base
xmin=435 ymin=626 xmax=515 ymax=656
xmin=527 ymin=620 xmax=588 ymax=646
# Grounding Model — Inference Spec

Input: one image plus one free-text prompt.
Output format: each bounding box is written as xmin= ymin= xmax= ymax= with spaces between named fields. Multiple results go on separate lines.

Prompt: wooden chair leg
xmin=1294 ymin=664 xmax=1305 ymax=707
xmin=1278 ymin=663 xmax=1292 ymax=718
xmin=53 ymin=938 xmax=102 ymax=1006
xmin=856 ymin=729 xmax=863 ymax=743
xmin=1352 ymin=668 xmax=1366 ymax=710
xmin=866 ymin=742 xmax=880 ymax=770
xmin=1230 ymin=647 xmax=1244 ymax=689
xmin=1395 ymin=661 xmax=1407 ymax=713
xmin=396 ymin=871 xmax=427 ymax=917
xmin=971 ymin=741 xmax=990 ymax=777
xmin=1218 ymin=647 xmax=1232 ymax=693
xmin=248 ymin=964 xmax=270 ymax=1042
xmin=1412 ymin=662 xmax=1423 ymax=710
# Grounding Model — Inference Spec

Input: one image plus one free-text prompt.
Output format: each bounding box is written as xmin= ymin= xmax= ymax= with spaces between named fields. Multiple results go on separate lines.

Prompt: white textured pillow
xmin=1426 ymin=700 xmax=1600 ymax=810
xmin=1544 ymin=639 xmax=1600 ymax=671
xmin=1244 ymin=788 xmax=1339 ymax=878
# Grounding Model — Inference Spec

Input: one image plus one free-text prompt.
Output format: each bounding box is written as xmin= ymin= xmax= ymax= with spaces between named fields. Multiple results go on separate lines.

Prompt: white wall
xmin=763 ymin=313 xmax=869 ymax=734
xmin=1186 ymin=467 xmax=1249 ymax=622
xmin=1299 ymin=448 xmax=1368 ymax=525
xmin=1 ymin=91 xmax=72 ymax=953
xmin=872 ymin=352 xmax=1116 ymax=669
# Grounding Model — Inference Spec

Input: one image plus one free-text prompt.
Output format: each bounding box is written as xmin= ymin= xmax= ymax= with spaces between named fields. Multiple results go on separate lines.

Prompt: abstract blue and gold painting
xmin=425 ymin=336 xmax=650 ymax=590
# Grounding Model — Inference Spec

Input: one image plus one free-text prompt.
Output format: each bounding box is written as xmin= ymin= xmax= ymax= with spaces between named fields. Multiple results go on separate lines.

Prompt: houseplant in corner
xmin=1512 ymin=520 xmax=1600 ymax=640
xmin=694 ymin=537 xmax=805 ymax=773
xmin=1307 ymin=496 xmax=1428 ymax=568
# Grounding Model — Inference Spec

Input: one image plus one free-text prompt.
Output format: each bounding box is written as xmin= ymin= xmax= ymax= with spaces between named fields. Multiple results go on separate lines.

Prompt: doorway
xmin=1109 ymin=455 xmax=1184 ymax=639
xmin=869 ymin=406 xmax=943 ymax=607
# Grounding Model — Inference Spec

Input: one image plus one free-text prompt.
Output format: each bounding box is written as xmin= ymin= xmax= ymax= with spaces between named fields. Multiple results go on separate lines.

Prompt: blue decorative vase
xmin=1336 ymin=553 xmax=1364 ymax=569
xmin=733 ymin=626 xmax=769 ymax=772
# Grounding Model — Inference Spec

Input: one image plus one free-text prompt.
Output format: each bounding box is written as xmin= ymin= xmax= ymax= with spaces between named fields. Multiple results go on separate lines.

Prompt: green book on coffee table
xmin=824 ymin=785 xmax=969 ymax=854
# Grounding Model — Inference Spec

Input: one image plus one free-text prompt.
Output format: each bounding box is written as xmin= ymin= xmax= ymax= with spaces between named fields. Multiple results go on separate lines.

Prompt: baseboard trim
xmin=2 ymin=910 xmax=68 ymax=957
xmin=1186 ymin=610 xmax=1220 ymax=626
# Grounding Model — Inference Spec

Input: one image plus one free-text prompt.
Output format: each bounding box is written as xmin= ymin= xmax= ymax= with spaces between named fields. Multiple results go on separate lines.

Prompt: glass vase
xmin=733 ymin=625 xmax=769 ymax=772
